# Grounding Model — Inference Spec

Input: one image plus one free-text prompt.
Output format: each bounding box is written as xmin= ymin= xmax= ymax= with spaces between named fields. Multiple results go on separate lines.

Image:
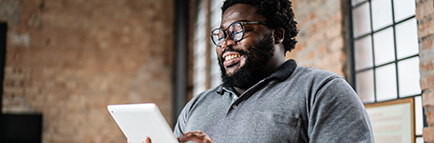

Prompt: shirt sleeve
xmin=173 ymin=102 xmax=190 ymax=137
xmin=308 ymin=78 xmax=375 ymax=143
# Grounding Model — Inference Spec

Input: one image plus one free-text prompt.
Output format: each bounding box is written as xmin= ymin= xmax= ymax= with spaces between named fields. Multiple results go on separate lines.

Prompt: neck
xmin=233 ymin=87 xmax=246 ymax=96
xmin=233 ymin=58 xmax=286 ymax=96
xmin=232 ymin=45 xmax=287 ymax=96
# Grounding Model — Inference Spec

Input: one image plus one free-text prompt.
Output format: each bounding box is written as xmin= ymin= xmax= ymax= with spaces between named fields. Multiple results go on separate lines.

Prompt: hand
xmin=177 ymin=131 xmax=214 ymax=143
xmin=142 ymin=137 xmax=151 ymax=143
xmin=126 ymin=137 xmax=151 ymax=143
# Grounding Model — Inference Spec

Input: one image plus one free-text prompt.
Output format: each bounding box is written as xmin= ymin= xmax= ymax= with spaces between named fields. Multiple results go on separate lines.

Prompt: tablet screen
xmin=107 ymin=103 xmax=178 ymax=143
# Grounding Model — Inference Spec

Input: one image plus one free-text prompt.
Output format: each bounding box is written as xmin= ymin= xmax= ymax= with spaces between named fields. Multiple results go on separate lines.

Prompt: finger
xmin=127 ymin=139 xmax=130 ymax=143
xmin=142 ymin=137 xmax=151 ymax=143
xmin=178 ymin=131 xmax=200 ymax=142
xmin=178 ymin=131 xmax=211 ymax=142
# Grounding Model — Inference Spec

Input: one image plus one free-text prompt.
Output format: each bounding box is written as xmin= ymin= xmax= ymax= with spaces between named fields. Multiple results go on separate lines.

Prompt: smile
xmin=224 ymin=54 xmax=241 ymax=61
xmin=222 ymin=51 xmax=243 ymax=67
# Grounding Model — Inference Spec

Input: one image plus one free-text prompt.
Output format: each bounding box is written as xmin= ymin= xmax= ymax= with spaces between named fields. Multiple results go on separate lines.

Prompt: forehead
xmin=221 ymin=4 xmax=266 ymax=28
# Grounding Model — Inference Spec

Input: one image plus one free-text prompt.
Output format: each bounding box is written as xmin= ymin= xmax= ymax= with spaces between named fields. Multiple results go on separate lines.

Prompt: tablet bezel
xmin=107 ymin=103 xmax=178 ymax=143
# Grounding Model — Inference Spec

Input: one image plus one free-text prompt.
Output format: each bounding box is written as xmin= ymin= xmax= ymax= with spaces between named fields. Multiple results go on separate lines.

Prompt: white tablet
xmin=107 ymin=103 xmax=178 ymax=143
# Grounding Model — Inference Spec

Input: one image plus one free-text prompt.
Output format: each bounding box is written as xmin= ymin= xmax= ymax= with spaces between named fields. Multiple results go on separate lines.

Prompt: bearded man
xmin=172 ymin=0 xmax=374 ymax=142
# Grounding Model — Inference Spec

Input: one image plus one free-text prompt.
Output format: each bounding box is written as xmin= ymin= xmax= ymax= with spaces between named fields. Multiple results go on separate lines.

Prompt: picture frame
xmin=364 ymin=98 xmax=415 ymax=143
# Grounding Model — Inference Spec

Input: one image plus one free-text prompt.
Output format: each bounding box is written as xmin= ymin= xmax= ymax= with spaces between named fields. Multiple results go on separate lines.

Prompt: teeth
xmin=224 ymin=54 xmax=240 ymax=61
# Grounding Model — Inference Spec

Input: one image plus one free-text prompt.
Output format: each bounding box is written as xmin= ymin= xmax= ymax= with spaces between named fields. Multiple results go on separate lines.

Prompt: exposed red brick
xmin=421 ymin=72 xmax=434 ymax=90
xmin=329 ymin=37 xmax=344 ymax=52
xmin=306 ymin=51 xmax=315 ymax=61
xmin=415 ymin=0 xmax=434 ymax=21
xmin=424 ymin=89 xmax=434 ymax=106
xmin=421 ymin=37 xmax=434 ymax=51
xmin=424 ymin=126 xmax=434 ymax=142
xmin=0 ymin=0 xmax=174 ymax=142
xmin=421 ymin=60 xmax=434 ymax=72
xmin=426 ymin=110 xmax=434 ymax=126
xmin=418 ymin=19 xmax=434 ymax=39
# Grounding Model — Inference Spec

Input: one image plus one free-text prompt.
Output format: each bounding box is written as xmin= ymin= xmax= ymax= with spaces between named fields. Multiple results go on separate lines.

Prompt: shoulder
xmin=189 ymin=86 xmax=222 ymax=102
xmin=183 ymin=85 xmax=223 ymax=112
xmin=285 ymin=66 xmax=359 ymax=105
xmin=288 ymin=66 xmax=345 ymax=90
xmin=174 ymin=85 xmax=223 ymax=136
xmin=292 ymin=66 xmax=342 ymax=80
xmin=291 ymin=67 xmax=359 ymax=105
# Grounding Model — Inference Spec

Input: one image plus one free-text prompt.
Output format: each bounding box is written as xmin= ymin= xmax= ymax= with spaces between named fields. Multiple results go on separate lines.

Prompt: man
xmin=174 ymin=0 xmax=374 ymax=142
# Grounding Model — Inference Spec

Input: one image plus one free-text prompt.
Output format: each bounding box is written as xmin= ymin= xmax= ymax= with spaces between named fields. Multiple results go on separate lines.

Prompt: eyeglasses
xmin=210 ymin=21 xmax=266 ymax=47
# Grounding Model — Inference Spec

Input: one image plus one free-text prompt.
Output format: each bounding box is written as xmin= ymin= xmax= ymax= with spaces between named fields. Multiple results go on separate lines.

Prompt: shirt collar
xmin=216 ymin=59 xmax=297 ymax=95
xmin=265 ymin=59 xmax=297 ymax=81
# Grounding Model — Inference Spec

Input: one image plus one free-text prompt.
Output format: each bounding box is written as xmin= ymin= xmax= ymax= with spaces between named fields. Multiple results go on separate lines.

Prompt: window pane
xmin=394 ymin=0 xmax=416 ymax=22
xmin=376 ymin=64 xmax=397 ymax=101
xmin=356 ymin=70 xmax=375 ymax=103
xmin=355 ymin=36 xmax=373 ymax=70
xmin=398 ymin=57 xmax=421 ymax=97
xmin=416 ymin=137 xmax=424 ymax=143
xmin=353 ymin=3 xmax=371 ymax=37
xmin=352 ymin=0 xmax=367 ymax=6
xmin=415 ymin=96 xmax=423 ymax=135
xmin=210 ymin=0 xmax=224 ymax=88
xmin=372 ymin=0 xmax=393 ymax=30
xmin=193 ymin=1 xmax=208 ymax=96
xmin=396 ymin=18 xmax=419 ymax=59
xmin=374 ymin=28 xmax=395 ymax=65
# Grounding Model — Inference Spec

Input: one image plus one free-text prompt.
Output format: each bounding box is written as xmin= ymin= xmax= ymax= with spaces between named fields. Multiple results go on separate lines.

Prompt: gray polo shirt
xmin=174 ymin=60 xmax=374 ymax=143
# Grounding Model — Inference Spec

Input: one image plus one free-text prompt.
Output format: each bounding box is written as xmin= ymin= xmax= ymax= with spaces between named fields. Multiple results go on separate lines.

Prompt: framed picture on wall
xmin=365 ymin=98 xmax=415 ymax=143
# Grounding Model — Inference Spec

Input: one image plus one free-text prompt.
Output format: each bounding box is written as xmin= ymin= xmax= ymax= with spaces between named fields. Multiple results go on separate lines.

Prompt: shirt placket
xmin=225 ymin=78 xmax=271 ymax=116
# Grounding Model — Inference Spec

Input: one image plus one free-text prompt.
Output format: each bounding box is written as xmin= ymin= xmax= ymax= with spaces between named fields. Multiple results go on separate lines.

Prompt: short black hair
xmin=222 ymin=0 xmax=298 ymax=52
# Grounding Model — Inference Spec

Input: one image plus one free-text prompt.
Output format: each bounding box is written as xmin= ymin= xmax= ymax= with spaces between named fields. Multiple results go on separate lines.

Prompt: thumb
xmin=142 ymin=137 xmax=152 ymax=143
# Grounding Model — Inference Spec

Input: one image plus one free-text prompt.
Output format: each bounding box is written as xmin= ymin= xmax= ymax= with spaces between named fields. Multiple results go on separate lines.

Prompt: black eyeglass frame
xmin=210 ymin=21 xmax=266 ymax=47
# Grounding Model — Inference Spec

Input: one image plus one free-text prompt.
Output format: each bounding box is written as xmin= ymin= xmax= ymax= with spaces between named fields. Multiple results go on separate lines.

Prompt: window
xmin=209 ymin=0 xmax=224 ymax=89
xmin=0 ymin=22 xmax=6 ymax=111
xmin=192 ymin=0 xmax=208 ymax=96
xmin=192 ymin=0 xmax=223 ymax=97
xmin=349 ymin=0 xmax=424 ymax=142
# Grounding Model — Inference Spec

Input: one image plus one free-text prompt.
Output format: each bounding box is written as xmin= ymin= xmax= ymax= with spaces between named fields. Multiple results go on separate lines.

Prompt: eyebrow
xmin=219 ymin=20 xmax=250 ymax=29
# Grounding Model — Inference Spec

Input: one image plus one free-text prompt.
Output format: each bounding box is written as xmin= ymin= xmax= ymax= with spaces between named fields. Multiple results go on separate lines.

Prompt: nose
xmin=220 ymin=34 xmax=236 ymax=49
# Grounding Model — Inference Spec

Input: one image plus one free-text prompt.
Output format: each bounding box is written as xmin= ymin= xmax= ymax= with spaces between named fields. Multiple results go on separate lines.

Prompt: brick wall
xmin=290 ymin=0 xmax=434 ymax=141
xmin=287 ymin=0 xmax=347 ymax=77
xmin=0 ymin=0 xmax=174 ymax=142
xmin=417 ymin=0 xmax=434 ymax=141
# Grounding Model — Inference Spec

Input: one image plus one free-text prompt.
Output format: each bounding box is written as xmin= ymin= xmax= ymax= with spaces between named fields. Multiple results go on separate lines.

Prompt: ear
xmin=272 ymin=28 xmax=285 ymax=44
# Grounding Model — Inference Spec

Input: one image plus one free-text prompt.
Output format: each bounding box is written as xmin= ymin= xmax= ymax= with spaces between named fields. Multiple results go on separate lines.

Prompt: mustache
xmin=219 ymin=48 xmax=248 ymax=60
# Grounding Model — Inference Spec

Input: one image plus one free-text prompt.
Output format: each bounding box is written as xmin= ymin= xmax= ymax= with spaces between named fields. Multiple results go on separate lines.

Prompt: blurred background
xmin=0 ymin=0 xmax=433 ymax=142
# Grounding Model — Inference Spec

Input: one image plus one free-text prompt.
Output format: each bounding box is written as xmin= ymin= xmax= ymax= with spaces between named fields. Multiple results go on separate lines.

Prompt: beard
xmin=219 ymin=34 xmax=275 ymax=89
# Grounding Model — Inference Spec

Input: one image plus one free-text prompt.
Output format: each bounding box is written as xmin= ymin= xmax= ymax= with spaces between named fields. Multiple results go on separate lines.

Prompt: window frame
xmin=346 ymin=0 xmax=425 ymax=141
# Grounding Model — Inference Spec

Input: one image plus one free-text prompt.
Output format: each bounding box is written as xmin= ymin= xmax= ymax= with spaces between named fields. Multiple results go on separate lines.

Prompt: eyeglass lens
xmin=212 ymin=22 xmax=244 ymax=46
